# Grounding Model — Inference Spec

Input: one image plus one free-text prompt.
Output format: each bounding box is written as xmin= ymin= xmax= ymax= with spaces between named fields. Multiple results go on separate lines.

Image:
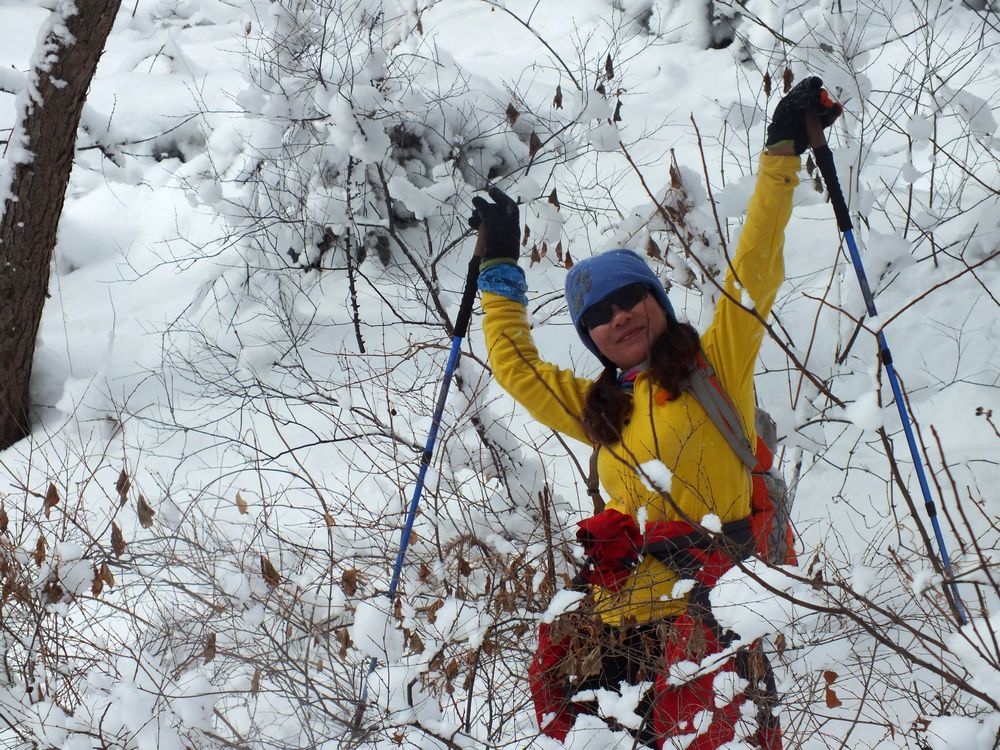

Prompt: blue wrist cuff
xmin=478 ymin=263 xmax=528 ymax=305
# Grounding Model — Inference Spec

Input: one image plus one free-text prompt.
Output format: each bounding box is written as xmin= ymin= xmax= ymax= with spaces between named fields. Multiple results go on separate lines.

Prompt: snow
xmin=844 ymin=390 xmax=883 ymax=430
xmin=711 ymin=561 xmax=824 ymax=643
xmin=559 ymin=714 xmax=635 ymax=748
xmin=579 ymin=680 xmax=653 ymax=730
xmin=700 ymin=513 xmax=722 ymax=533
xmin=907 ymin=113 xmax=933 ymax=142
xmin=352 ymin=599 xmax=405 ymax=663
xmin=670 ymin=578 xmax=696 ymax=599
xmin=0 ymin=0 xmax=997 ymax=748
xmin=926 ymin=714 xmax=1000 ymax=750
xmin=541 ymin=588 xmax=586 ymax=623
xmin=590 ymin=122 xmax=622 ymax=152
xmin=638 ymin=459 xmax=673 ymax=493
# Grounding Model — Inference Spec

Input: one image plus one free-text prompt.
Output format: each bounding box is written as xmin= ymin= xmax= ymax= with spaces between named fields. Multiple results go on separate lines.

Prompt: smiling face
xmin=587 ymin=291 xmax=670 ymax=369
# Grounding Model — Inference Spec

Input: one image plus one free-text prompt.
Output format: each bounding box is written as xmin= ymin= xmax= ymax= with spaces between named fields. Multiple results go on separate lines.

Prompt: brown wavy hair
xmin=582 ymin=317 xmax=702 ymax=445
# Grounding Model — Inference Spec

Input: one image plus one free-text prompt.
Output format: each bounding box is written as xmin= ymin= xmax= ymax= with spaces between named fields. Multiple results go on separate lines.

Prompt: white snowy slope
xmin=0 ymin=0 xmax=997 ymax=748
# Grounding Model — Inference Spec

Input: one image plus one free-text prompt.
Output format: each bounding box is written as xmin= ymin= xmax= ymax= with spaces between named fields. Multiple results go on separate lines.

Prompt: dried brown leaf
xmin=686 ymin=624 xmax=707 ymax=660
xmin=250 ymin=669 xmax=261 ymax=695
xmin=418 ymin=562 xmax=432 ymax=582
xmin=235 ymin=492 xmax=248 ymax=515
xmin=44 ymin=483 xmax=59 ymax=519
xmin=92 ymin=566 xmax=104 ymax=597
xmin=116 ymin=468 xmax=130 ymax=505
xmin=427 ymin=598 xmax=444 ymax=625
xmin=408 ymin=631 xmax=425 ymax=655
xmin=806 ymin=154 xmax=816 ymax=176
xmin=529 ymin=245 xmax=541 ymax=266
xmin=521 ymin=223 xmax=531 ymax=246
xmin=458 ymin=557 xmax=472 ymax=576
xmin=44 ymin=581 xmax=63 ymax=603
xmin=336 ymin=627 xmax=352 ymax=658
xmin=553 ymin=84 xmax=563 ymax=110
xmin=748 ymin=648 xmax=767 ymax=681
xmin=775 ymin=632 xmax=787 ymax=657
xmin=645 ymin=237 xmax=662 ymax=260
xmin=261 ymin=555 xmax=280 ymax=587
xmin=605 ymin=54 xmax=615 ymax=80
xmin=34 ymin=535 xmax=46 ymax=566
xmin=341 ymin=568 xmax=358 ymax=596
xmin=505 ymin=103 xmax=520 ymax=126
xmin=203 ymin=632 xmax=217 ymax=663
xmin=100 ymin=562 xmax=115 ymax=588
xmin=136 ymin=495 xmax=155 ymax=529
xmin=669 ymin=162 xmax=683 ymax=190
xmin=580 ymin=646 xmax=603 ymax=677
xmin=528 ymin=132 xmax=543 ymax=159
xmin=764 ymin=71 xmax=772 ymax=97
xmin=596 ymin=81 xmax=606 ymax=97
xmin=548 ymin=187 xmax=560 ymax=209
xmin=564 ymin=249 xmax=574 ymax=269
xmin=825 ymin=685 xmax=843 ymax=708
xmin=0 ymin=502 xmax=7 ymax=533
xmin=613 ymin=100 xmax=623 ymax=123
xmin=782 ymin=67 xmax=794 ymax=94
xmin=823 ymin=670 xmax=838 ymax=684
xmin=325 ymin=513 xmax=336 ymax=527
xmin=555 ymin=241 xmax=563 ymax=262
xmin=111 ymin=523 xmax=126 ymax=559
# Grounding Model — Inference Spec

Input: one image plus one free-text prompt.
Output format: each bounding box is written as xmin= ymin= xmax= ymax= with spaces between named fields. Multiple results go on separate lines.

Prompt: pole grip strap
xmin=812 ymin=145 xmax=853 ymax=232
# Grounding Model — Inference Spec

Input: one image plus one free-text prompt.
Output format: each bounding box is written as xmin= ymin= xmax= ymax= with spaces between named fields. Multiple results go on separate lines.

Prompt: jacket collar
xmin=617 ymin=360 xmax=650 ymax=391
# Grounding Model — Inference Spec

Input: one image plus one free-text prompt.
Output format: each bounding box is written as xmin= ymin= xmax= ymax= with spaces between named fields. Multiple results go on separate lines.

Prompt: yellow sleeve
xmin=703 ymin=153 xmax=800 ymax=425
xmin=481 ymin=291 xmax=594 ymax=446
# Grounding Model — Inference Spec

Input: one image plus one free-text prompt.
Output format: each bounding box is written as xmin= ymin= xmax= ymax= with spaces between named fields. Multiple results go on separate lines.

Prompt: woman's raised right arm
xmin=481 ymin=279 xmax=594 ymax=446
xmin=471 ymin=187 xmax=594 ymax=445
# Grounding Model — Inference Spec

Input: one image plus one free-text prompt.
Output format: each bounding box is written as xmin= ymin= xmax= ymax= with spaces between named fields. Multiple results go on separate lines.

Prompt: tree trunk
xmin=0 ymin=0 xmax=122 ymax=450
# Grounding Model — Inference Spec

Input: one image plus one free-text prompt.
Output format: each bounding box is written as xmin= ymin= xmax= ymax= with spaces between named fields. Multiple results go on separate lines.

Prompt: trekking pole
xmin=352 ymin=230 xmax=486 ymax=732
xmin=807 ymin=119 xmax=968 ymax=626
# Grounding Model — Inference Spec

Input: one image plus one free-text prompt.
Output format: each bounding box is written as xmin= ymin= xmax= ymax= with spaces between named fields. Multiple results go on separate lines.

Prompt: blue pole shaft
xmin=354 ymin=238 xmax=485 ymax=724
xmin=843 ymin=230 xmax=967 ymax=625
xmin=359 ymin=333 xmax=465 ymax=698
xmin=811 ymin=144 xmax=967 ymax=625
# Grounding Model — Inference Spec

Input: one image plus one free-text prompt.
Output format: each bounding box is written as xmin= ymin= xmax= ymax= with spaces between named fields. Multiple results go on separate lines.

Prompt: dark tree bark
xmin=0 ymin=0 xmax=123 ymax=449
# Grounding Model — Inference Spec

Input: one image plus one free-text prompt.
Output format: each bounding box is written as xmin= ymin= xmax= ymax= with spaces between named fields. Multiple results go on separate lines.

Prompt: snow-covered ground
xmin=1 ymin=0 xmax=998 ymax=748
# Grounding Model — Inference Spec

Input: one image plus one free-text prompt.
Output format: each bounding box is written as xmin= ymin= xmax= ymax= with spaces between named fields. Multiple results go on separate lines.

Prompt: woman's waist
xmin=592 ymin=559 xmax=688 ymax=625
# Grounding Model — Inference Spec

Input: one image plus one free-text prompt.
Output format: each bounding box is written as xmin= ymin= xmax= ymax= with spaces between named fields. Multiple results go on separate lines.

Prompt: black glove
xmin=469 ymin=187 xmax=520 ymax=269
xmin=766 ymin=76 xmax=843 ymax=154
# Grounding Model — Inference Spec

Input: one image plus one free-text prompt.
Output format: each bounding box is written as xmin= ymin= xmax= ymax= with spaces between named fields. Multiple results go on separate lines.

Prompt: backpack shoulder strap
xmin=683 ymin=353 xmax=758 ymax=470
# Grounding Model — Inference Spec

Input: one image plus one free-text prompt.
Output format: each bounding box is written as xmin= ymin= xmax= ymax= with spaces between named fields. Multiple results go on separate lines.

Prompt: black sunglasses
xmin=581 ymin=283 xmax=650 ymax=329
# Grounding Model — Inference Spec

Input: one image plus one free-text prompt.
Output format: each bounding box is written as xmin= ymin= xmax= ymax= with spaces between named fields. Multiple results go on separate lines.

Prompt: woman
xmin=472 ymin=79 xmax=842 ymax=748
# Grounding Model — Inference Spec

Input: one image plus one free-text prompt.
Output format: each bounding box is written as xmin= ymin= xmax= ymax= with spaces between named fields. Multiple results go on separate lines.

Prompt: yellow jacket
xmin=482 ymin=154 xmax=800 ymax=625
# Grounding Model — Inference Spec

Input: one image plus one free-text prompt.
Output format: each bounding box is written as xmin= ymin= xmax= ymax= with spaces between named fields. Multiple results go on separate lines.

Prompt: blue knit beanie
xmin=565 ymin=248 xmax=675 ymax=362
